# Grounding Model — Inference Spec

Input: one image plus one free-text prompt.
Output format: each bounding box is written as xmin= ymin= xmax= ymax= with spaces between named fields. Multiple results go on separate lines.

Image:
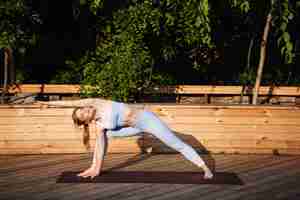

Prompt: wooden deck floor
xmin=1 ymin=153 xmax=300 ymax=200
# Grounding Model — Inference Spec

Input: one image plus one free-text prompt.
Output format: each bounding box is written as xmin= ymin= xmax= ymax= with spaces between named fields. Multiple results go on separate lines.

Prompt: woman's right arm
xmin=37 ymin=98 xmax=103 ymax=107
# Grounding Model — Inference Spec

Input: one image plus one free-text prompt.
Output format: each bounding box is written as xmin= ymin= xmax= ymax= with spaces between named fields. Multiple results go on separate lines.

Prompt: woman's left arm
xmin=77 ymin=128 xmax=107 ymax=178
xmin=92 ymin=128 xmax=108 ymax=172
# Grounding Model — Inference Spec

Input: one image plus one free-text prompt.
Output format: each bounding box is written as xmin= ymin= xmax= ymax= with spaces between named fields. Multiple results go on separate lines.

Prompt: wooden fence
xmin=1 ymin=104 xmax=300 ymax=155
xmin=3 ymin=84 xmax=300 ymax=104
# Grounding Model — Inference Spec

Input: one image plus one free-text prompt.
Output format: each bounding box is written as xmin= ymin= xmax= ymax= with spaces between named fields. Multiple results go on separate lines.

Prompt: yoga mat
xmin=57 ymin=171 xmax=243 ymax=185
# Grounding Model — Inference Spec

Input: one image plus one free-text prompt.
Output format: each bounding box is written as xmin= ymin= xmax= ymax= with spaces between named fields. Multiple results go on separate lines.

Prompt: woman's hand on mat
xmin=77 ymin=166 xmax=100 ymax=179
xmin=204 ymin=170 xmax=214 ymax=179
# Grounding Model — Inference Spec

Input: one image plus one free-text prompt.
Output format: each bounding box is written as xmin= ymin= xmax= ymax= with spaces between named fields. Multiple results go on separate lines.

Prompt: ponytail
xmin=83 ymin=124 xmax=91 ymax=150
xmin=72 ymin=107 xmax=91 ymax=150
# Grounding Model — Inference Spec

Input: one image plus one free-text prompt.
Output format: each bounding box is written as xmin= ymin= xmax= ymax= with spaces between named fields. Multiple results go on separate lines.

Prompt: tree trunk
xmin=252 ymin=13 xmax=272 ymax=105
xmin=247 ymin=37 xmax=254 ymax=71
xmin=240 ymin=36 xmax=255 ymax=104
xmin=7 ymin=48 xmax=15 ymax=84
xmin=0 ymin=48 xmax=9 ymax=104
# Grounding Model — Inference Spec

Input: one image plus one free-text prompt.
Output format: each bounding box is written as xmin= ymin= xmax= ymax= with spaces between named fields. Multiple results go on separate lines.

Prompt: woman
xmin=38 ymin=98 xmax=213 ymax=179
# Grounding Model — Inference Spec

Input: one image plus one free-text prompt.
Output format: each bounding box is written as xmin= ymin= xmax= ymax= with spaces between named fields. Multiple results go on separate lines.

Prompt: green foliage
xmin=0 ymin=0 xmax=41 ymax=49
xmin=3 ymin=0 xmax=298 ymax=92
xmin=230 ymin=0 xmax=298 ymax=84
xmin=84 ymin=0 xmax=105 ymax=15
xmin=239 ymin=68 xmax=256 ymax=85
xmin=66 ymin=0 xmax=299 ymax=100
xmin=76 ymin=0 xmax=213 ymax=101
xmin=0 ymin=0 xmax=24 ymax=47
xmin=229 ymin=0 xmax=251 ymax=13
xmin=81 ymin=36 xmax=153 ymax=101
xmin=77 ymin=1 xmax=159 ymax=101
xmin=176 ymin=0 xmax=211 ymax=46
xmin=231 ymin=0 xmax=297 ymax=65
xmin=0 ymin=0 xmax=42 ymax=85
xmin=50 ymin=57 xmax=87 ymax=84
xmin=297 ymin=1 xmax=300 ymax=8
xmin=272 ymin=0 xmax=295 ymax=64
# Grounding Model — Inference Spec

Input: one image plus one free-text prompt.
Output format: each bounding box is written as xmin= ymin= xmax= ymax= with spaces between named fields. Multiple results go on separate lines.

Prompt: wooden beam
xmin=7 ymin=84 xmax=81 ymax=94
xmin=4 ymin=84 xmax=300 ymax=96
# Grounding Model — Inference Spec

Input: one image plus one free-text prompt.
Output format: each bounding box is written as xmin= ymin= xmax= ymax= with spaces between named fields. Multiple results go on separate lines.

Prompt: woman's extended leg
xmin=134 ymin=111 xmax=213 ymax=179
xmin=106 ymin=127 xmax=142 ymax=138
xmin=106 ymin=127 xmax=154 ymax=154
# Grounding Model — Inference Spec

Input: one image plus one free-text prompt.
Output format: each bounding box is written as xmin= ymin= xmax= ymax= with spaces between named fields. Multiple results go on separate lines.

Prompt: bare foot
xmin=77 ymin=166 xmax=100 ymax=179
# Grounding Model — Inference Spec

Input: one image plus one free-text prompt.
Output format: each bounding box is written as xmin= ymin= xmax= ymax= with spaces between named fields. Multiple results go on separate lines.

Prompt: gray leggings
xmin=106 ymin=111 xmax=205 ymax=167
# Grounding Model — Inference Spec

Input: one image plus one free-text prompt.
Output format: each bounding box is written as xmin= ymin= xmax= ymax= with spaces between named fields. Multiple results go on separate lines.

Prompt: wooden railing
xmin=6 ymin=84 xmax=81 ymax=94
xmin=4 ymin=84 xmax=300 ymax=96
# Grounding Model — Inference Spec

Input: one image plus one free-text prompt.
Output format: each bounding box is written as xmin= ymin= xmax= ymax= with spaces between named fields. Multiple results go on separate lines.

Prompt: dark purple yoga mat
xmin=57 ymin=171 xmax=243 ymax=185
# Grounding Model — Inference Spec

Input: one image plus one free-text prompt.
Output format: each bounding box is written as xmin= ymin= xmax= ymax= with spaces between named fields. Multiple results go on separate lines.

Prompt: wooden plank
xmin=2 ymin=120 xmax=300 ymax=130
xmin=4 ymin=136 xmax=299 ymax=154
xmin=7 ymin=84 xmax=81 ymax=94
xmin=149 ymin=85 xmax=300 ymax=96
xmin=1 ymin=145 xmax=299 ymax=155
xmin=0 ymin=103 xmax=298 ymax=110
xmin=163 ymin=116 xmax=300 ymax=125
xmin=148 ymin=107 xmax=300 ymax=118
xmin=145 ymin=104 xmax=300 ymax=110
xmin=1 ymin=115 xmax=300 ymax=126
xmin=0 ymin=108 xmax=74 ymax=117
xmin=3 ymin=133 xmax=300 ymax=143
xmin=5 ymin=84 xmax=300 ymax=96
xmin=0 ymin=138 xmax=143 ymax=154
xmin=2 ymin=125 xmax=298 ymax=135
xmin=2 ymin=110 xmax=300 ymax=121
xmin=169 ymin=124 xmax=300 ymax=133
xmin=216 ymin=147 xmax=300 ymax=155
xmin=0 ymin=138 xmax=141 ymax=149
xmin=3 ymin=128 xmax=300 ymax=141
xmin=144 ymin=137 xmax=300 ymax=149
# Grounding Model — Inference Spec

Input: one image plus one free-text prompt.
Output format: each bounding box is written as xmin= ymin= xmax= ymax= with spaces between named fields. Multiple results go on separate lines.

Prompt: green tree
xmin=0 ymin=0 xmax=42 ymax=50
xmin=0 ymin=0 xmax=42 ymax=82
xmin=230 ymin=0 xmax=298 ymax=104
xmin=70 ymin=0 xmax=213 ymax=101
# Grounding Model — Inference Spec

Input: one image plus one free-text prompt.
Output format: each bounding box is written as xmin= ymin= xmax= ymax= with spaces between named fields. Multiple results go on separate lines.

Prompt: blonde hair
xmin=72 ymin=107 xmax=90 ymax=150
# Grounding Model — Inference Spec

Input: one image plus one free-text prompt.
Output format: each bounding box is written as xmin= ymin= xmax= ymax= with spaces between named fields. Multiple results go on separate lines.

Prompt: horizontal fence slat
xmin=4 ymin=84 xmax=300 ymax=96
xmin=144 ymin=138 xmax=300 ymax=149
xmin=0 ymin=138 xmax=142 ymax=154
xmin=7 ymin=84 xmax=81 ymax=94
xmin=2 ymin=128 xmax=300 ymax=141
